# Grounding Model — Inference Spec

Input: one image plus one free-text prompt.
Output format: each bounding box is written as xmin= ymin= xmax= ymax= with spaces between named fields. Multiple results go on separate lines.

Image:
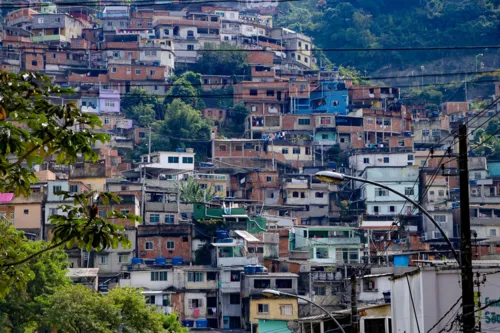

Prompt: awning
xmin=0 ymin=193 xmax=14 ymax=202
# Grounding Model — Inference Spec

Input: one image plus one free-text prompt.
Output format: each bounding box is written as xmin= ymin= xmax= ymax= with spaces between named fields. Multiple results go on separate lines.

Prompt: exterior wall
xmin=358 ymin=276 xmax=391 ymax=302
xmin=99 ymin=88 xmax=121 ymax=113
xmin=183 ymin=270 xmax=218 ymax=290
xmin=184 ymin=292 xmax=207 ymax=319
xmin=121 ymin=269 xmax=174 ymax=290
xmin=13 ymin=202 xmax=43 ymax=230
xmin=70 ymin=177 xmax=106 ymax=191
xmin=349 ymin=153 xmax=415 ymax=173
xmin=144 ymin=151 xmax=195 ymax=171
xmin=392 ymin=268 xmax=500 ymax=333
xmin=95 ymin=228 xmax=137 ymax=274
xmin=249 ymin=297 xmax=298 ymax=324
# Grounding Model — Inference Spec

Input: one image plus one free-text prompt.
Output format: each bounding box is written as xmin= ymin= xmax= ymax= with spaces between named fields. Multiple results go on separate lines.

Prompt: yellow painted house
xmin=249 ymin=297 xmax=298 ymax=333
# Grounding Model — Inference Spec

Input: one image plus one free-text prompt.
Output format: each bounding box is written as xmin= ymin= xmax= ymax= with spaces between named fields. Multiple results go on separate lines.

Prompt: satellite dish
xmin=287 ymin=321 xmax=299 ymax=332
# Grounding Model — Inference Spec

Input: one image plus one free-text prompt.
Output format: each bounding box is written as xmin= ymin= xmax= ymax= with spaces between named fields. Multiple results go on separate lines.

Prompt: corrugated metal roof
xmin=234 ymin=230 xmax=261 ymax=242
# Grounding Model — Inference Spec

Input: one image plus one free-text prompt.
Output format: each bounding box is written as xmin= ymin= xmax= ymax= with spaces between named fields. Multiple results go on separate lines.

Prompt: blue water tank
xmin=176 ymin=148 xmax=186 ymax=153
xmin=182 ymin=320 xmax=194 ymax=327
xmin=172 ymin=257 xmax=183 ymax=265
xmin=394 ymin=255 xmax=410 ymax=267
xmin=155 ymin=257 xmax=167 ymax=265
xmin=244 ymin=265 xmax=253 ymax=274
xmin=131 ymin=258 xmax=142 ymax=265
xmin=144 ymin=259 xmax=155 ymax=266
xmin=196 ymin=319 xmax=208 ymax=328
xmin=255 ymin=265 xmax=265 ymax=273
xmin=221 ymin=238 xmax=233 ymax=243
xmin=216 ymin=230 xmax=229 ymax=239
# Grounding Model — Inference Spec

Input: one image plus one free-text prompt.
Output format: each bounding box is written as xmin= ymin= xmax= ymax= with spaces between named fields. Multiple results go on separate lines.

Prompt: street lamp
xmin=262 ymin=289 xmax=346 ymax=333
xmin=314 ymin=171 xmax=460 ymax=262
xmin=475 ymin=54 xmax=484 ymax=73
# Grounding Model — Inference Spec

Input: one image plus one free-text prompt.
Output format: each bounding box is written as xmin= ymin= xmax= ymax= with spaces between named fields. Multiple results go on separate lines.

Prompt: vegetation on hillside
xmin=275 ymin=0 xmax=500 ymax=70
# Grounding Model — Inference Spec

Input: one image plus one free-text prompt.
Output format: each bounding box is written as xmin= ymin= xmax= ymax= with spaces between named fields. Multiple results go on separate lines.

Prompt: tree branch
xmin=1 ymin=238 xmax=70 ymax=268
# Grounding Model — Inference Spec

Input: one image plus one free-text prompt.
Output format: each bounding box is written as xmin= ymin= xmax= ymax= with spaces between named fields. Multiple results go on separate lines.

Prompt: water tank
xmin=155 ymin=257 xmax=167 ymax=265
xmin=144 ymin=259 xmax=155 ymax=266
xmin=244 ymin=265 xmax=254 ymax=274
xmin=383 ymin=291 xmax=391 ymax=304
xmin=196 ymin=319 xmax=208 ymax=328
xmin=182 ymin=320 xmax=195 ymax=327
xmin=216 ymin=230 xmax=229 ymax=239
xmin=172 ymin=257 xmax=184 ymax=265
xmin=175 ymin=148 xmax=186 ymax=153
xmin=131 ymin=258 xmax=142 ymax=265
xmin=221 ymin=238 xmax=233 ymax=243
xmin=255 ymin=265 xmax=265 ymax=273
xmin=394 ymin=255 xmax=410 ymax=267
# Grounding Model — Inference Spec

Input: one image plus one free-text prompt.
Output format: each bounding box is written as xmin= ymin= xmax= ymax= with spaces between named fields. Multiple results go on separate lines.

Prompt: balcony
xmin=217 ymin=256 xmax=258 ymax=267
xmin=309 ymin=237 xmax=360 ymax=246
xmin=313 ymin=140 xmax=337 ymax=146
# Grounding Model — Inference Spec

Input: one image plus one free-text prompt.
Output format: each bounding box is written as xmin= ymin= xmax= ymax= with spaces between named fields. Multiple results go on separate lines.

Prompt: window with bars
xmin=188 ymin=272 xmax=204 ymax=282
xmin=151 ymin=271 xmax=168 ymax=281
xmin=280 ymin=304 xmax=293 ymax=316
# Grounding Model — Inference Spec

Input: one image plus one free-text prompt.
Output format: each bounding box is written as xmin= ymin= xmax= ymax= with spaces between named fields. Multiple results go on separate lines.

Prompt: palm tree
xmin=178 ymin=177 xmax=218 ymax=203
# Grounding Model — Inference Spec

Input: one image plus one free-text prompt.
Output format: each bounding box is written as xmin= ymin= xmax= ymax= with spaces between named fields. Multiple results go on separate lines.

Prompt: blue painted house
xmin=296 ymin=80 xmax=349 ymax=115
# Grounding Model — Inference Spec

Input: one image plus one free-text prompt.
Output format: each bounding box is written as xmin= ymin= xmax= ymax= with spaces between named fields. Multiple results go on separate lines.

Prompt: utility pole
xmin=309 ymin=271 xmax=313 ymax=315
xmin=351 ymin=274 xmax=359 ymax=333
xmin=458 ymin=124 xmax=475 ymax=332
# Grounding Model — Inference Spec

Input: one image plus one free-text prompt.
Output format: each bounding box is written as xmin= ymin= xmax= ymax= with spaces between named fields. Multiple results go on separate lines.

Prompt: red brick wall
xmin=109 ymin=64 xmax=165 ymax=81
xmin=442 ymin=102 xmax=469 ymax=115
xmin=24 ymin=53 xmax=44 ymax=71
xmin=247 ymin=51 xmax=274 ymax=65
xmin=46 ymin=51 xmax=68 ymax=65
xmin=138 ymin=235 xmax=192 ymax=261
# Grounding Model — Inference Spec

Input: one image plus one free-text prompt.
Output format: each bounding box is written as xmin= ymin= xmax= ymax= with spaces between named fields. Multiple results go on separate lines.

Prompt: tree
xmin=165 ymin=77 xmax=203 ymax=109
xmin=485 ymin=119 xmax=499 ymax=136
xmin=159 ymin=99 xmax=212 ymax=150
xmin=194 ymin=43 xmax=248 ymax=76
xmin=0 ymin=231 xmax=70 ymax=331
xmin=42 ymin=284 xmax=120 ymax=333
xmin=178 ymin=176 xmax=217 ymax=203
xmin=42 ymin=285 xmax=187 ymax=333
xmin=0 ymin=72 xmax=138 ymax=295
xmin=107 ymin=287 xmax=171 ymax=333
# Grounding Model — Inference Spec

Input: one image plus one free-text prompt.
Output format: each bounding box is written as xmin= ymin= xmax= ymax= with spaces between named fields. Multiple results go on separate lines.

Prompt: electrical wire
xmin=426 ymin=297 xmax=462 ymax=333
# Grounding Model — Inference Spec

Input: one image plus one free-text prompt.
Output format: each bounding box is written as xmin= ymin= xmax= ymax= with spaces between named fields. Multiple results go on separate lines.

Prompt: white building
xmin=359 ymin=166 xmax=419 ymax=216
xmin=392 ymin=262 xmax=500 ymax=333
xmin=141 ymin=149 xmax=195 ymax=171
xmin=349 ymin=152 xmax=415 ymax=175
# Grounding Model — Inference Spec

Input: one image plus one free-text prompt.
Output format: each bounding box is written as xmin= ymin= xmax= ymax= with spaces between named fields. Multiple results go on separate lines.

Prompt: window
xmin=98 ymin=255 xmax=108 ymax=265
xmin=432 ymin=129 xmax=441 ymax=137
xmin=383 ymin=157 xmax=390 ymax=163
xmin=104 ymin=100 xmax=115 ymax=107
xmin=266 ymin=90 xmax=274 ymax=96
xmin=49 ymin=208 xmax=58 ymax=216
xmin=398 ymin=140 xmax=405 ymax=147
xmin=438 ymin=190 xmax=445 ymax=197
xmin=219 ymin=145 xmax=227 ymax=152
xmin=405 ymin=187 xmax=414 ymax=196
xmin=292 ymin=191 xmax=299 ymax=198
xmin=126 ymin=68 xmax=131 ymax=74
xmin=422 ymin=129 xmax=430 ymax=137
xmin=434 ymin=215 xmax=446 ymax=224
xmin=187 ymin=45 xmax=194 ymax=51
xmin=258 ymin=304 xmax=269 ymax=314
xmin=314 ymin=286 xmax=326 ymax=296
xmin=282 ymin=148 xmax=289 ymax=154
xmin=251 ymin=105 xmax=257 ymax=112
xmin=145 ymin=241 xmax=154 ymax=250
xmin=37 ymin=18 xmax=44 ymax=23
xmin=315 ymin=192 xmax=324 ymax=198
xmin=293 ymin=148 xmax=300 ymax=154
xmin=383 ymin=119 xmax=391 ymax=126
xmin=24 ymin=209 xmax=29 ymax=215
xmin=375 ymin=188 xmax=389 ymax=197
xmin=250 ymin=89 xmax=258 ymax=96
xmin=297 ymin=55 xmax=301 ymax=61
xmin=112 ymin=67 xmax=117 ymax=73
xmin=168 ymin=156 xmax=179 ymax=163
xmin=280 ymin=304 xmax=293 ymax=316
xmin=254 ymin=279 xmax=271 ymax=288
xmin=373 ymin=206 xmax=379 ymax=213
xmin=166 ymin=240 xmax=175 ymax=249
xmin=490 ymin=229 xmax=497 ymax=237
xmin=182 ymin=157 xmax=194 ymax=164
xmin=150 ymin=70 xmax=157 ymax=76
xmin=53 ymin=185 xmax=62 ymax=194
xmin=235 ymin=145 xmax=243 ymax=152
xmin=113 ymin=51 xmax=119 ymax=57
xmin=151 ymin=271 xmax=168 ymax=281
xmin=276 ymin=279 xmax=292 ymax=288
xmin=230 ymin=293 xmax=240 ymax=304
xmin=389 ymin=206 xmax=395 ymax=213
xmin=119 ymin=254 xmax=129 ymax=263
xmin=121 ymin=209 xmax=130 ymax=215
xmin=321 ymin=134 xmax=329 ymax=140
xmin=104 ymin=117 xmax=111 ymax=125
xmin=305 ymin=57 xmax=309 ymax=63
xmin=69 ymin=184 xmax=78 ymax=193
xmin=363 ymin=158 xmax=370 ymax=164
xmin=266 ymin=176 xmax=273 ymax=182
xmin=475 ymin=172 xmax=481 ymax=180
xmin=99 ymin=210 xmax=107 ymax=218
xmin=298 ymin=118 xmax=310 ymax=125
xmin=135 ymin=69 xmax=141 ymax=75
xmin=188 ymin=299 xmax=202 ymax=308
xmin=320 ymin=117 xmax=331 ymax=125
xmin=230 ymin=271 xmax=241 ymax=281
xmin=366 ymin=118 xmax=373 ymax=125
xmin=300 ymin=192 xmax=306 ymax=198
xmin=165 ymin=215 xmax=175 ymax=224
xmin=164 ymin=29 xmax=169 ymax=35
xmin=150 ymin=214 xmax=160 ymax=224
xmin=188 ymin=272 xmax=204 ymax=282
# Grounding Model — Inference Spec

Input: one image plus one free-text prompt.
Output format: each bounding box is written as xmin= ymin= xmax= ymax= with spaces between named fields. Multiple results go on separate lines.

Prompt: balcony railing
xmin=309 ymin=237 xmax=361 ymax=246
